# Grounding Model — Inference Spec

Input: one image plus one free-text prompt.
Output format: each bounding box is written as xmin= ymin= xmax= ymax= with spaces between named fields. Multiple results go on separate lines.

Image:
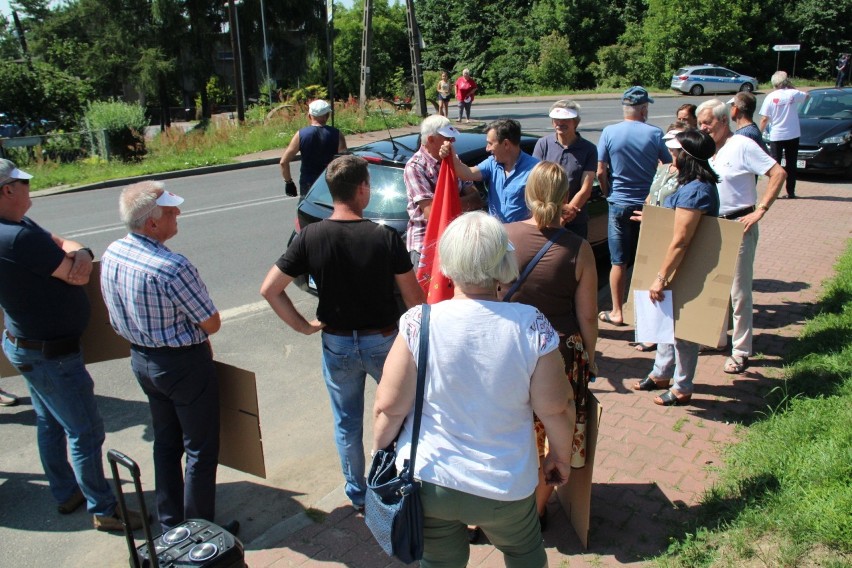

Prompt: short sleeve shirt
xmin=759 ymin=89 xmax=808 ymax=141
xmin=477 ymin=151 xmax=539 ymax=223
xmin=533 ymin=133 xmax=597 ymax=223
xmin=710 ymin=135 xmax=778 ymax=216
xmin=664 ymin=180 xmax=720 ymax=217
xmin=597 ymin=120 xmax=671 ymax=205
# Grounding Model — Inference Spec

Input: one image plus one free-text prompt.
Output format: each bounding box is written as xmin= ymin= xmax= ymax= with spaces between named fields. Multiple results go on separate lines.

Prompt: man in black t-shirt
xmin=261 ymin=155 xmax=424 ymax=512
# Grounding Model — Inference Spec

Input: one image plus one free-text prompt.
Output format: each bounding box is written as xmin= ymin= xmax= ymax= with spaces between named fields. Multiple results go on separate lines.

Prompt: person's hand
xmin=303 ymin=319 xmax=325 ymax=335
xmin=560 ymin=204 xmax=579 ymax=225
xmin=68 ymin=250 xmax=93 ymax=283
xmin=649 ymin=278 xmax=665 ymax=303
xmin=630 ymin=209 xmax=644 ymax=222
xmin=439 ymin=140 xmax=455 ymax=160
xmin=738 ymin=208 xmax=765 ymax=233
xmin=284 ymin=180 xmax=298 ymax=197
xmin=542 ymin=453 xmax=571 ymax=487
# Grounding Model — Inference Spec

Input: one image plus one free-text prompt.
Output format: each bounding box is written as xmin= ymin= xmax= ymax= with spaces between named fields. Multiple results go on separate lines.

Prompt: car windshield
xmin=305 ymin=163 xmax=408 ymax=218
xmin=799 ymin=92 xmax=852 ymax=119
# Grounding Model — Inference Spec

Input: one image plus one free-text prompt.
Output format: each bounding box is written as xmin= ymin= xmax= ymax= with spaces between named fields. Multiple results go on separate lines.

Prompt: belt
xmin=323 ymin=324 xmax=398 ymax=337
xmin=131 ymin=342 xmax=206 ymax=355
xmin=4 ymin=330 xmax=80 ymax=358
xmin=719 ymin=205 xmax=755 ymax=220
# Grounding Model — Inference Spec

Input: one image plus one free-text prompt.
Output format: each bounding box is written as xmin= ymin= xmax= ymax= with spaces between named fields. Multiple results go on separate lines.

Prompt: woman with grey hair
xmin=454 ymin=69 xmax=478 ymax=123
xmin=372 ymin=211 xmax=575 ymax=568
xmin=758 ymin=71 xmax=808 ymax=198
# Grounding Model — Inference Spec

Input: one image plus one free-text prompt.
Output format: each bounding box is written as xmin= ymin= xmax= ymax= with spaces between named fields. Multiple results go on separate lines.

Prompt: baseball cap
xmin=308 ymin=99 xmax=332 ymax=117
xmin=0 ymin=159 xmax=33 ymax=185
xmin=622 ymin=86 xmax=654 ymax=105
xmin=549 ymin=107 xmax=579 ymax=119
xmin=437 ymin=125 xmax=460 ymax=138
xmin=156 ymin=190 xmax=184 ymax=206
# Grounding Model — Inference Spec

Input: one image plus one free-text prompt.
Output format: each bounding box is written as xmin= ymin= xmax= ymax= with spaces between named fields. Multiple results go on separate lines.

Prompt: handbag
xmin=365 ymin=304 xmax=430 ymax=563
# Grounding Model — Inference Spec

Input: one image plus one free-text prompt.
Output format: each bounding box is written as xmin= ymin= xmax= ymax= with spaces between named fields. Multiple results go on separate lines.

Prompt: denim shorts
xmin=608 ymin=202 xmax=643 ymax=266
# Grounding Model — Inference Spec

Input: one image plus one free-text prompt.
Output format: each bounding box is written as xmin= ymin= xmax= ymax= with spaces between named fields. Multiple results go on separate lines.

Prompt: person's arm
xmin=573 ymin=240 xmax=598 ymax=368
xmin=758 ymin=115 xmax=769 ymax=133
xmin=439 ymin=141 xmax=482 ymax=182
xmin=337 ymin=133 xmax=347 ymax=153
xmin=738 ymin=162 xmax=786 ymax=233
xmin=395 ymin=270 xmax=426 ymax=308
xmin=417 ymin=198 xmax=433 ymax=221
xmin=197 ymin=312 xmax=221 ymax=335
xmin=372 ymin=333 xmax=417 ymax=452
xmin=259 ymin=265 xmax=324 ymax=334
xmin=648 ymin=207 xmax=703 ymax=303
xmin=596 ymin=161 xmax=609 ymax=197
xmin=279 ymin=131 xmax=301 ymax=181
xmin=531 ymin=349 xmax=576 ymax=487
xmin=460 ymin=185 xmax=483 ymax=212
xmin=50 ymin=234 xmax=93 ymax=285
xmin=565 ymin=171 xmax=594 ymax=222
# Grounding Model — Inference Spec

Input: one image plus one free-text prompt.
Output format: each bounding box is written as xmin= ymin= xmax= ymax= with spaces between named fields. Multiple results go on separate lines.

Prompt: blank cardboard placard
xmin=556 ymin=393 xmax=602 ymax=550
xmin=624 ymin=206 xmax=743 ymax=346
xmin=0 ymin=261 xmax=130 ymax=377
xmin=216 ymin=361 xmax=266 ymax=479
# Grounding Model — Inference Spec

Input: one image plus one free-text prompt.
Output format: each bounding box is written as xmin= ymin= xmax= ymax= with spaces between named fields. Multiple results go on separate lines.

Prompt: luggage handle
xmin=107 ymin=449 xmax=160 ymax=568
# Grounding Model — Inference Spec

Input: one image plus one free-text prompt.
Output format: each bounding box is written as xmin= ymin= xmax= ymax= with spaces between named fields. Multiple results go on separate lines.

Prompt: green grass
xmin=658 ymin=241 xmax=852 ymax=567
xmin=20 ymin=104 xmax=421 ymax=191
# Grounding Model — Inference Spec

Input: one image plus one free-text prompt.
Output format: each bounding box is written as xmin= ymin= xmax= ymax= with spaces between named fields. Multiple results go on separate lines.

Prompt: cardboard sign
xmin=0 ymin=261 xmax=130 ymax=377
xmin=216 ymin=361 xmax=267 ymax=479
xmin=557 ymin=393 xmax=602 ymax=550
xmin=624 ymin=206 xmax=744 ymax=346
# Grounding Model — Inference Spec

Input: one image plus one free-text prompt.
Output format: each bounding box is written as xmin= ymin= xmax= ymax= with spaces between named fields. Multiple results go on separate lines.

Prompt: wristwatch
xmin=77 ymin=247 xmax=94 ymax=260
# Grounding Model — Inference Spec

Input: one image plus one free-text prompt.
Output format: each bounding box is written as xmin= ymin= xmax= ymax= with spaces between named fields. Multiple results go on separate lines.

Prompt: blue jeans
xmin=321 ymin=330 xmax=396 ymax=507
xmin=652 ymin=339 xmax=700 ymax=395
xmin=2 ymin=334 xmax=117 ymax=516
xmin=607 ymin=202 xmax=643 ymax=266
xmin=131 ymin=343 xmax=220 ymax=531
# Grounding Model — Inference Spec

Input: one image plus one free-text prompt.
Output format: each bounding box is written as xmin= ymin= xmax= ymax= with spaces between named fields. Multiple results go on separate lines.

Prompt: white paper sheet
xmin=634 ymin=290 xmax=675 ymax=343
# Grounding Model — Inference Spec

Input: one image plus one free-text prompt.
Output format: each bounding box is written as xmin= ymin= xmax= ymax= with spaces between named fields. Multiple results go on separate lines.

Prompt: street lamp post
xmin=259 ymin=0 xmax=272 ymax=105
xmin=226 ymin=0 xmax=245 ymax=121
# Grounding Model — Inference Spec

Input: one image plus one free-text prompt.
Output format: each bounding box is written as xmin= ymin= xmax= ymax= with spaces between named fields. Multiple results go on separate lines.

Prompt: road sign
xmin=773 ymin=44 xmax=801 ymax=52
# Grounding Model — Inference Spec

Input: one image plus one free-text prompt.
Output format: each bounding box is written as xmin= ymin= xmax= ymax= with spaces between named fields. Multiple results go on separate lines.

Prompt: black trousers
xmin=769 ymin=137 xmax=799 ymax=197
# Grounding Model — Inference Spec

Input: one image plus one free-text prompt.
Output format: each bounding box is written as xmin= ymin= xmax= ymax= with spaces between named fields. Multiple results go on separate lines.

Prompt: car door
xmin=715 ymin=68 xmax=739 ymax=93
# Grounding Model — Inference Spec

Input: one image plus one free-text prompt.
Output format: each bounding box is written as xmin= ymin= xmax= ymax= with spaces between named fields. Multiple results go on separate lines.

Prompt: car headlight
xmin=820 ymin=132 xmax=851 ymax=145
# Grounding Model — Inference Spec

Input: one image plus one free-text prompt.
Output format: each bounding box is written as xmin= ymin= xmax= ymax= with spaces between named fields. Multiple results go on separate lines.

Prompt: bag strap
xmin=503 ymin=227 xmax=568 ymax=302
xmin=405 ymin=303 xmax=430 ymax=482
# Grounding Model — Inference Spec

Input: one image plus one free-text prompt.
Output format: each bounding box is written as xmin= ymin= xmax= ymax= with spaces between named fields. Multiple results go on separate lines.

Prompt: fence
xmin=0 ymin=129 xmax=111 ymax=164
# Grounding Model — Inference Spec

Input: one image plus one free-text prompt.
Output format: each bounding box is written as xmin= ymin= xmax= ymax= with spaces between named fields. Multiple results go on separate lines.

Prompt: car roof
xmin=351 ymin=131 xmax=540 ymax=165
xmin=803 ymin=87 xmax=852 ymax=97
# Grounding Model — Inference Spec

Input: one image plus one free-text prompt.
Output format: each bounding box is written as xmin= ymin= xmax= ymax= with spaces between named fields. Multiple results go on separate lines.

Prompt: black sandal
xmin=633 ymin=375 xmax=670 ymax=391
xmin=654 ymin=389 xmax=691 ymax=406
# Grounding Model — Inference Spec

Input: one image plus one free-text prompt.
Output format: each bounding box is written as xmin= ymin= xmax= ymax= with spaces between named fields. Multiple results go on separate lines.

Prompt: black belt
xmin=323 ymin=324 xmax=398 ymax=337
xmin=719 ymin=205 xmax=755 ymax=220
xmin=131 ymin=342 xmax=206 ymax=355
xmin=4 ymin=330 xmax=80 ymax=358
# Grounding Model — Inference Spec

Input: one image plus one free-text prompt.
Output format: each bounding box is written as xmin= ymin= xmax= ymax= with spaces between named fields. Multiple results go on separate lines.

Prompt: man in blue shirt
xmin=443 ymin=118 xmax=539 ymax=223
xmin=597 ymin=87 xmax=671 ymax=326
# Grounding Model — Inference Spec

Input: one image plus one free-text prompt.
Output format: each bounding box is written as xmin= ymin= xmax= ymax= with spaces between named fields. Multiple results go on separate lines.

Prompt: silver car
xmin=671 ymin=64 xmax=758 ymax=96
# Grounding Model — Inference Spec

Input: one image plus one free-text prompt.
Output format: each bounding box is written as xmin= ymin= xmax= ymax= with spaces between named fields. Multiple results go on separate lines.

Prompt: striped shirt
xmin=100 ymin=233 xmax=217 ymax=348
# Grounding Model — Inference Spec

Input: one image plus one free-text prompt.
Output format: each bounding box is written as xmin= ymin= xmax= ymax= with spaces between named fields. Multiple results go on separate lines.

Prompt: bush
xmin=83 ymin=100 xmax=149 ymax=162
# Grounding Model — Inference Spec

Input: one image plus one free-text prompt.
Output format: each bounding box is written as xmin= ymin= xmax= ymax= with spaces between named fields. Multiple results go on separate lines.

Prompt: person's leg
xmin=419 ymin=482 xmax=470 ymax=568
xmin=783 ymin=138 xmax=799 ymax=197
xmin=166 ymin=346 xmax=220 ymax=524
xmin=604 ymin=203 xmax=631 ymax=323
xmin=3 ymin=337 xmax=116 ymax=515
xmin=465 ymin=101 xmax=472 ymax=121
xmin=132 ymin=349 xmax=186 ymax=530
xmin=651 ymin=343 xmax=676 ymax=380
xmin=321 ymin=332 xmax=369 ymax=508
xmin=472 ymin=492 xmax=546 ymax=568
xmin=457 ymin=101 xmax=464 ymax=122
xmin=670 ymin=339 xmax=700 ymax=396
xmin=730 ymin=225 xmax=758 ymax=360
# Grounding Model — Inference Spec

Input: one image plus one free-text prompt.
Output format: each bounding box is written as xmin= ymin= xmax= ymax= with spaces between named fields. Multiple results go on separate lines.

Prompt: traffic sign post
xmin=773 ymin=44 xmax=801 ymax=77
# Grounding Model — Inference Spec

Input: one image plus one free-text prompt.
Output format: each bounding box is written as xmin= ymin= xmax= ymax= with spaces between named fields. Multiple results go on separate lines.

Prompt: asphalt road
xmin=0 ymin=92 xmax=768 ymax=566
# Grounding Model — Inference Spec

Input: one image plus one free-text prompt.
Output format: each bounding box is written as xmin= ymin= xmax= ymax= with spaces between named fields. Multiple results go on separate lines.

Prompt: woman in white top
xmin=373 ymin=211 xmax=575 ymax=568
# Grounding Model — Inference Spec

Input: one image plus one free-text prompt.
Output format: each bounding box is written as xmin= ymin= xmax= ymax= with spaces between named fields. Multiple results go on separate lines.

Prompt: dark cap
xmin=622 ymin=86 xmax=654 ymax=106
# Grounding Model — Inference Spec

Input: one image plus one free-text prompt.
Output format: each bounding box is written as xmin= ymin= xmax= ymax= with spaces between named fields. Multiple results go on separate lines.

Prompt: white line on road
xmin=65 ymin=195 xmax=287 ymax=239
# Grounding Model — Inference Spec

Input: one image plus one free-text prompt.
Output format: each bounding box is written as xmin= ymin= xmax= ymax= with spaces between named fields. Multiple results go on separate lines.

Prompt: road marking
xmin=65 ymin=195 xmax=286 ymax=239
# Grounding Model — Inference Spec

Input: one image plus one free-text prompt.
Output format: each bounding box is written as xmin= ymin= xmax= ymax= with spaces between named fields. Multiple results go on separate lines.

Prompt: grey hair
xmin=120 ymin=180 xmax=165 ymax=231
xmin=623 ymin=103 xmax=647 ymax=118
xmin=771 ymin=71 xmax=792 ymax=89
xmin=696 ymin=98 xmax=730 ymax=122
xmin=439 ymin=211 xmax=518 ymax=288
xmin=421 ymin=114 xmax=450 ymax=138
xmin=550 ymin=99 xmax=582 ymax=115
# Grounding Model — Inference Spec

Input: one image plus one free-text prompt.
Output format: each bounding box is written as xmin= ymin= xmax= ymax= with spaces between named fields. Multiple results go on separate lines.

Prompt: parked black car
xmin=288 ymin=130 xmax=610 ymax=292
xmin=784 ymin=87 xmax=852 ymax=177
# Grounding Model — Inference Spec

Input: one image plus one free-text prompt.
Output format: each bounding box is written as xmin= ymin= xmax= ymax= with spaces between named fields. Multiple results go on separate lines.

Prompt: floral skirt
xmin=534 ymin=333 xmax=591 ymax=468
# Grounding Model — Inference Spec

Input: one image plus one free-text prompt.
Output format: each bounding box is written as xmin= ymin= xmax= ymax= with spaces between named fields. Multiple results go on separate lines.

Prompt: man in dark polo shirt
xmin=261 ymin=155 xmax=424 ymax=512
xmin=0 ymin=159 xmax=141 ymax=531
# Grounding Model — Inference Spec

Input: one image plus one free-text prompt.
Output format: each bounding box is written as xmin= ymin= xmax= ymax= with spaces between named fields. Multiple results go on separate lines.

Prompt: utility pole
xmin=359 ymin=0 xmax=373 ymax=106
xmin=326 ymin=0 xmax=335 ymax=125
xmin=404 ymin=0 xmax=427 ymax=117
xmin=226 ymin=0 xmax=245 ymax=122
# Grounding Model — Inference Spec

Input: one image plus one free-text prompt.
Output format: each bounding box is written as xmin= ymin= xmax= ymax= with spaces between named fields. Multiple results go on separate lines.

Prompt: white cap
xmin=437 ymin=125 xmax=460 ymax=138
xmin=663 ymin=129 xmax=681 ymax=140
xmin=549 ymin=107 xmax=578 ymax=120
xmin=665 ymin=137 xmax=682 ymax=150
xmin=0 ymin=159 xmax=33 ymax=184
xmin=308 ymin=99 xmax=332 ymax=116
xmin=726 ymin=97 xmax=736 ymax=105
xmin=156 ymin=190 xmax=184 ymax=206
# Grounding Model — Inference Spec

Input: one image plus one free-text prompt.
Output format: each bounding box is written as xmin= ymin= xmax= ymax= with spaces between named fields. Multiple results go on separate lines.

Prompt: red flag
xmin=416 ymin=158 xmax=462 ymax=303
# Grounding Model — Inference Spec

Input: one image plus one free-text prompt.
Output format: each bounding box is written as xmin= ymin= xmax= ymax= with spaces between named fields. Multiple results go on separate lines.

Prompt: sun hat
xmin=308 ymin=100 xmax=332 ymax=117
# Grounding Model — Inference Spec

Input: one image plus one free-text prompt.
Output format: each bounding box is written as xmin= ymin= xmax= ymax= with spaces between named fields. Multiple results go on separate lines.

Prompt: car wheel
xmin=689 ymin=84 xmax=704 ymax=96
xmin=739 ymin=83 xmax=754 ymax=93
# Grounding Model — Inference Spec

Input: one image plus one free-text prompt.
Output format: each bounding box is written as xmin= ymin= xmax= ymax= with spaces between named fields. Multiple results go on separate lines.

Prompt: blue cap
xmin=622 ymin=86 xmax=654 ymax=106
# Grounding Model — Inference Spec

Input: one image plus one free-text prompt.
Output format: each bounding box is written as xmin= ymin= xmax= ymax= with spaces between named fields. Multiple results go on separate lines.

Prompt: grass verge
xmin=658 ymin=240 xmax=852 ymax=567
xmin=21 ymin=105 xmax=421 ymax=191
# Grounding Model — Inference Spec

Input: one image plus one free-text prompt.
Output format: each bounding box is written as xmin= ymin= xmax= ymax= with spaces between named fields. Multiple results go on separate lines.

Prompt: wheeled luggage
xmin=107 ymin=449 xmax=245 ymax=568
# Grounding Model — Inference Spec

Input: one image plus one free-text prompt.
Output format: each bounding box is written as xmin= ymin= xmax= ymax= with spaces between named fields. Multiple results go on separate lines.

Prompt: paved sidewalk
xmin=242 ymin=177 xmax=851 ymax=567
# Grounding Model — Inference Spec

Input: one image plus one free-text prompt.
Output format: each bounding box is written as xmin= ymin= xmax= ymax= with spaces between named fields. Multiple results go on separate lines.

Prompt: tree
xmin=0 ymin=60 xmax=93 ymax=129
xmin=792 ymin=0 xmax=852 ymax=79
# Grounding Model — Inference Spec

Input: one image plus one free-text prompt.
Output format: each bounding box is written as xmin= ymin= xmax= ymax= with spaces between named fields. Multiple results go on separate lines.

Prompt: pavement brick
xmin=243 ymin=178 xmax=851 ymax=565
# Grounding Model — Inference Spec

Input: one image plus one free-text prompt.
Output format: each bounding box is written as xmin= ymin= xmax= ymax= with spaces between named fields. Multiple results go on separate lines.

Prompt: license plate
xmin=308 ymin=275 xmax=317 ymax=290
xmin=796 ymin=159 xmax=806 ymax=169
